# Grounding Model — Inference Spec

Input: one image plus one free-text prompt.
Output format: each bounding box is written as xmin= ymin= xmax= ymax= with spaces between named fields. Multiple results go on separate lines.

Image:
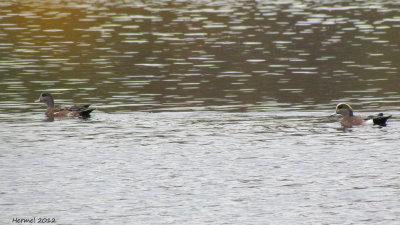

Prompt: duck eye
xmin=42 ymin=93 xmax=48 ymax=97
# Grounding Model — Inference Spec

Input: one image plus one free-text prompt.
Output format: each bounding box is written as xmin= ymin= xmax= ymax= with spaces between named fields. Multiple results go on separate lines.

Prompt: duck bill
xmin=35 ymin=98 xmax=41 ymax=103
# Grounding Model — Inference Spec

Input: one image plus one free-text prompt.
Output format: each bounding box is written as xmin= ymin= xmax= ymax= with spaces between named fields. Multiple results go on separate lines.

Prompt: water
xmin=1 ymin=0 xmax=400 ymax=224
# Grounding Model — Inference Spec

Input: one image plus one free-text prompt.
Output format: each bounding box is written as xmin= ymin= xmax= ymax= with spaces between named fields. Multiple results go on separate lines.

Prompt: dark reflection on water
xmin=1 ymin=1 xmax=400 ymax=224
xmin=1 ymin=0 xmax=400 ymax=113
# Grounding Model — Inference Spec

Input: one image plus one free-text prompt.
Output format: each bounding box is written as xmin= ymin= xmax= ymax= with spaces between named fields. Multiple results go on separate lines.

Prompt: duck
xmin=335 ymin=103 xmax=391 ymax=127
xmin=35 ymin=92 xmax=95 ymax=117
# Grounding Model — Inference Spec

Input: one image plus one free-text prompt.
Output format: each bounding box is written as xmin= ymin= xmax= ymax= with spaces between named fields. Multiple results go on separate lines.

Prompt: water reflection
xmin=1 ymin=110 xmax=400 ymax=224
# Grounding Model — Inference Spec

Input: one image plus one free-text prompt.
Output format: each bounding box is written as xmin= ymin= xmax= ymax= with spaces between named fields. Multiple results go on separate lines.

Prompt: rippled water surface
xmin=1 ymin=0 xmax=400 ymax=224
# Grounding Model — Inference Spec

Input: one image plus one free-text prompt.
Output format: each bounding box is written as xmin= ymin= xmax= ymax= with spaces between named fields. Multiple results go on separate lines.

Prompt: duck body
xmin=44 ymin=105 xmax=94 ymax=117
xmin=340 ymin=115 xmax=366 ymax=127
xmin=36 ymin=92 xmax=95 ymax=118
xmin=335 ymin=103 xmax=391 ymax=127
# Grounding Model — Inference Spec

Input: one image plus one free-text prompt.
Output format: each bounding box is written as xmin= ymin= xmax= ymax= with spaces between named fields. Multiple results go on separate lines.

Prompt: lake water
xmin=1 ymin=0 xmax=400 ymax=224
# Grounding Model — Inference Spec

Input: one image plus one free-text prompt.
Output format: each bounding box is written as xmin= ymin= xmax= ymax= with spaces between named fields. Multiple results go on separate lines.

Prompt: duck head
xmin=335 ymin=103 xmax=354 ymax=117
xmin=35 ymin=92 xmax=55 ymax=108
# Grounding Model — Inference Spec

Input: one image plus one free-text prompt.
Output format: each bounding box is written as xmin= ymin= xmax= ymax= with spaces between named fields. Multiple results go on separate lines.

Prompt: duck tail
xmin=372 ymin=114 xmax=392 ymax=126
xmin=79 ymin=108 xmax=95 ymax=117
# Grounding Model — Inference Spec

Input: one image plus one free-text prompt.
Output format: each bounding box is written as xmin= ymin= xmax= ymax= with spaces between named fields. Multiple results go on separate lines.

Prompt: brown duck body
xmin=36 ymin=92 xmax=95 ymax=118
xmin=45 ymin=105 xmax=94 ymax=117
xmin=340 ymin=115 xmax=366 ymax=127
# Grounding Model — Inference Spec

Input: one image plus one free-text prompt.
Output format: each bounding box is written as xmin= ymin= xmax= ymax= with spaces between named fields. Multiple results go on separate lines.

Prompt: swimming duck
xmin=335 ymin=103 xmax=391 ymax=127
xmin=35 ymin=92 xmax=95 ymax=117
